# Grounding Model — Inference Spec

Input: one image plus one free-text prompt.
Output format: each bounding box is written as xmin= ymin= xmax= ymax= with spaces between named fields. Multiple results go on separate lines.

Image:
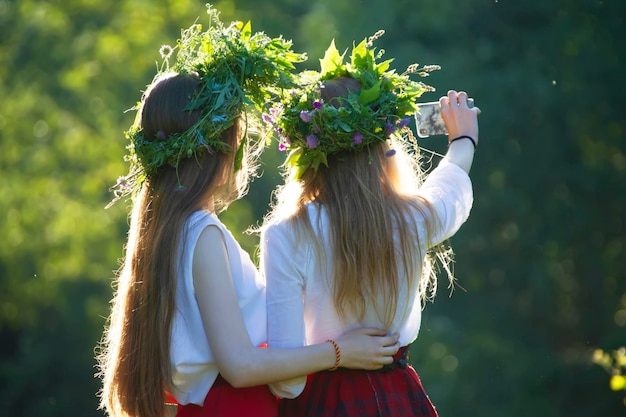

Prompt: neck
xmin=205 ymin=197 xmax=215 ymax=213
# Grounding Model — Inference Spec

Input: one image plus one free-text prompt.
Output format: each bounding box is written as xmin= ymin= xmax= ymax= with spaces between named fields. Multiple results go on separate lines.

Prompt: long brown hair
xmin=97 ymin=72 xmax=259 ymax=417
xmin=266 ymin=76 xmax=448 ymax=326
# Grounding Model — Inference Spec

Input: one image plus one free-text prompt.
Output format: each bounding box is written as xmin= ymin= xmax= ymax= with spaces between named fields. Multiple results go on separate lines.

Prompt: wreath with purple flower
xmin=108 ymin=5 xmax=305 ymax=206
xmin=264 ymin=31 xmax=440 ymax=179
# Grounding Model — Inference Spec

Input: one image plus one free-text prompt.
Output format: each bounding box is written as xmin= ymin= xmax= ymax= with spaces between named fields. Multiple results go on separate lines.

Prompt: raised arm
xmin=440 ymin=90 xmax=481 ymax=174
xmin=192 ymin=225 xmax=398 ymax=388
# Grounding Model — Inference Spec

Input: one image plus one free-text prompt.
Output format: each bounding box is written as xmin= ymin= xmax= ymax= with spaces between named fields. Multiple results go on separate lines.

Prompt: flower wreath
xmin=264 ymin=31 xmax=440 ymax=179
xmin=108 ymin=5 xmax=305 ymax=206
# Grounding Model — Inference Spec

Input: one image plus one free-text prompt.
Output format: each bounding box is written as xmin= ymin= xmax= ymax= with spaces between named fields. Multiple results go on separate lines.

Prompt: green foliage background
xmin=1 ymin=0 xmax=624 ymax=415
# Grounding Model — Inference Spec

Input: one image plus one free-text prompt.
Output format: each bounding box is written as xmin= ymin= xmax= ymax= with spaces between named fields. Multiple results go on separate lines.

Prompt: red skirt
xmin=175 ymin=375 xmax=277 ymax=417
xmin=277 ymin=347 xmax=437 ymax=417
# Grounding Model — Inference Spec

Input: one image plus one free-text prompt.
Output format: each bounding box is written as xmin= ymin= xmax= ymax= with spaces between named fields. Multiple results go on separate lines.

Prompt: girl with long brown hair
xmin=97 ymin=10 xmax=399 ymax=417
xmin=261 ymin=36 xmax=480 ymax=416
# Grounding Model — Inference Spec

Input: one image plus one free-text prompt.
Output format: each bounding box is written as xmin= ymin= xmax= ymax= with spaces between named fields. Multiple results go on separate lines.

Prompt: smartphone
xmin=414 ymin=98 xmax=474 ymax=138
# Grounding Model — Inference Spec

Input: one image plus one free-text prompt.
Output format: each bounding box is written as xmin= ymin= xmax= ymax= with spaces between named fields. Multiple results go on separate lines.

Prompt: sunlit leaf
xmin=319 ymin=39 xmax=345 ymax=76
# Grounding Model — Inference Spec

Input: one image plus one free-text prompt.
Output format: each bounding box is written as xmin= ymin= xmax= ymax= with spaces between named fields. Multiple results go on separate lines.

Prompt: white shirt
xmin=169 ymin=211 xmax=267 ymax=405
xmin=261 ymin=160 xmax=473 ymax=398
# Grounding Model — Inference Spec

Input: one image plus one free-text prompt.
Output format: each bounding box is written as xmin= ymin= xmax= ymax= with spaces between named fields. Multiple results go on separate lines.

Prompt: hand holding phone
xmin=414 ymin=98 xmax=475 ymax=138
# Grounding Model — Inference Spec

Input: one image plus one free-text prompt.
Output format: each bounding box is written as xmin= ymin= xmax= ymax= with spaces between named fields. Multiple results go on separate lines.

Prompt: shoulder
xmin=193 ymin=224 xmax=228 ymax=266
xmin=189 ymin=210 xmax=233 ymax=263
xmin=186 ymin=210 xmax=220 ymax=232
xmin=179 ymin=211 xmax=221 ymax=262
xmin=261 ymin=219 xmax=294 ymax=248
xmin=261 ymin=212 xmax=316 ymax=262
xmin=197 ymin=224 xmax=225 ymax=247
xmin=262 ymin=204 xmax=320 ymax=242
xmin=187 ymin=211 xmax=235 ymax=248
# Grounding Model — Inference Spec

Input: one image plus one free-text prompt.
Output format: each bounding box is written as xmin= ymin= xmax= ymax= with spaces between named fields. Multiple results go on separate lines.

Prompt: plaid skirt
xmin=175 ymin=375 xmax=277 ymax=417
xmin=278 ymin=347 xmax=438 ymax=417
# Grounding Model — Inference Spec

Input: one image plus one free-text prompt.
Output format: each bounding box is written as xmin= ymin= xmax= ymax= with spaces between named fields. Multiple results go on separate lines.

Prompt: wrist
xmin=326 ymin=339 xmax=341 ymax=371
xmin=448 ymin=135 xmax=477 ymax=149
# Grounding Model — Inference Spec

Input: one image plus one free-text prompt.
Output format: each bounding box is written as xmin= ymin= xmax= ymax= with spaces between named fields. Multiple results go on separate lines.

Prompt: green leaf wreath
xmin=263 ymin=31 xmax=440 ymax=179
xmin=109 ymin=4 xmax=306 ymax=206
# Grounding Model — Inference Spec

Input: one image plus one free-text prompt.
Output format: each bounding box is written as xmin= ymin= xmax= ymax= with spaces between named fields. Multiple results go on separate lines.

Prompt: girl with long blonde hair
xmin=261 ymin=36 xmax=480 ymax=416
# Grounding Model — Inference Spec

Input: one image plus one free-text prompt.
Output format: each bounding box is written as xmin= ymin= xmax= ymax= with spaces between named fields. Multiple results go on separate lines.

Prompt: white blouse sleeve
xmin=260 ymin=222 xmax=308 ymax=398
xmin=418 ymin=159 xmax=474 ymax=246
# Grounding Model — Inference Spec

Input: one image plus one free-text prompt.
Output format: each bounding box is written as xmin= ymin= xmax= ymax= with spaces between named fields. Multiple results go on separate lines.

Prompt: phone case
xmin=414 ymin=98 xmax=474 ymax=138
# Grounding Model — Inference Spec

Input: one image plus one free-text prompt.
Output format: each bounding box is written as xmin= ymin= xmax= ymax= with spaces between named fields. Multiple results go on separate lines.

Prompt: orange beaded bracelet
xmin=326 ymin=339 xmax=341 ymax=371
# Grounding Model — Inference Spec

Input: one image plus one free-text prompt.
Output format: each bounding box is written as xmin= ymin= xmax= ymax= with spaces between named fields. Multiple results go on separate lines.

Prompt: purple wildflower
xmin=278 ymin=143 xmax=287 ymax=151
xmin=313 ymin=101 xmax=322 ymax=109
xmin=262 ymin=113 xmax=273 ymax=124
xmin=385 ymin=149 xmax=397 ymax=157
xmin=397 ymin=117 xmax=411 ymax=128
xmin=385 ymin=122 xmax=397 ymax=135
xmin=352 ymin=132 xmax=364 ymax=146
xmin=156 ymin=130 xmax=167 ymax=140
xmin=300 ymin=110 xmax=312 ymax=123
xmin=306 ymin=134 xmax=319 ymax=149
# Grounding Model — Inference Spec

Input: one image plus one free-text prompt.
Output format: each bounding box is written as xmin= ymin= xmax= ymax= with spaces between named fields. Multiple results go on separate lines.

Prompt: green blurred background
xmin=1 ymin=0 xmax=624 ymax=415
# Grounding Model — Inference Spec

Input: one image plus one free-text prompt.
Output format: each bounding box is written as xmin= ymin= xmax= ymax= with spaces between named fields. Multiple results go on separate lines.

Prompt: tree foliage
xmin=0 ymin=0 xmax=624 ymax=416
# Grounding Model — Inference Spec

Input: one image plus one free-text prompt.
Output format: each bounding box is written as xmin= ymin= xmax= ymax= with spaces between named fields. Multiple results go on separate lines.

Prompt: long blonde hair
xmin=265 ymin=77 xmax=453 ymax=327
xmin=97 ymin=73 xmax=261 ymax=417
